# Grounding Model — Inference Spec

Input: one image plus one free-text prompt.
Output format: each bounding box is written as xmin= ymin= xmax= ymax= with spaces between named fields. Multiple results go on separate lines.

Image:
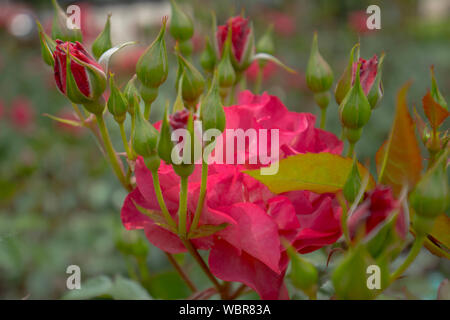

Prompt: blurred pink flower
xmin=54 ymin=108 xmax=84 ymax=136
xmin=348 ymin=10 xmax=373 ymax=35
xmin=245 ymin=60 xmax=278 ymax=83
xmin=121 ymin=91 xmax=343 ymax=299
xmin=264 ymin=11 xmax=296 ymax=37
xmin=10 ymin=97 xmax=34 ymax=131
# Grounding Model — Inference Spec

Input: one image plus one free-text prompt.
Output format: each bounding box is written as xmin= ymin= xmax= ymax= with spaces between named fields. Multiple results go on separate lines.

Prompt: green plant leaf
xmin=244 ymin=152 xmax=375 ymax=194
xmin=109 ymin=276 xmax=152 ymax=300
xmin=63 ymin=276 xmax=113 ymax=300
xmin=188 ymin=223 xmax=229 ymax=239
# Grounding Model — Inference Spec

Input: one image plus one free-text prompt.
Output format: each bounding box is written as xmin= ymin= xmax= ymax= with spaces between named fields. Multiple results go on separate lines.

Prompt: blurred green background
xmin=0 ymin=0 xmax=448 ymax=299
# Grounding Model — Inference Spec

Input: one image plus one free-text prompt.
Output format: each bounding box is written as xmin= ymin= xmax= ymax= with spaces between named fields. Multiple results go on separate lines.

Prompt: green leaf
xmin=133 ymin=200 xmax=177 ymax=234
xmin=244 ymin=152 xmax=375 ymax=194
xmin=188 ymin=223 xmax=229 ymax=239
xmin=109 ymin=276 xmax=152 ymax=300
xmin=98 ymin=41 xmax=138 ymax=76
xmin=63 ymin=276 xmax=113 ymax=300
xmin=43 ymin=113 xmax=83 ymax=127
xmin=375 ymin=82 xmax=422 ymax=196
xmin=252 ymin=52 xmax=296 ymax=74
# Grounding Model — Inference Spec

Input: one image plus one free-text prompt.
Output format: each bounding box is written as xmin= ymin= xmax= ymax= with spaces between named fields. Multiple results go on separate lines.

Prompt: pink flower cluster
xmin=121 ymin=91 xmax=343 ymax=299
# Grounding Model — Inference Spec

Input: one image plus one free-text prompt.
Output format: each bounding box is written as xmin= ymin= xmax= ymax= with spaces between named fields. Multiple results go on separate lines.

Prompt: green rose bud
xmin=107 ymin=73 xmax=128 ymax=123
xmin=92 ymin=14 xmax=113 ymax=60
xmin=177 ymin=53 xmax=205 ymax=108
xmin=169 ymin=0 xmax=194 ymax=42
xmin=136 ymin=17 xmax=169 ymax=89
xmin=217 ymin=26 xmax=236 ymax=89
xmin=51 ymin=0 xmax=82 ymax=42
xmin=172 ymin=112 xmax=195 ymax=178
xmin=157 ymin=102 xmax=174 ymax=164
xmin=286 ymin=245 xmax=318 ymax=300
xmin=313 ymin=91 xmax=331 ymax=111
xmin=178 ymin=39 xmax=193 ymax=57
xmin=123 ymin=75 xmax=140 ymax=116
xmin=200 ymin=36 xmax=217 ymax=74
xmin=343 ymin=157 xmax=362 ymax=203
xmin=335 ymin=43 xmax=359 ymax=105
xmin=200 ymin=70 xmax=226 ymax=134
xmin=410 ymin=150 xmax=449 ymax=235
xmin=338 ymin=63 xmax=372 ymax=130
xmin=306 ymin=32 xmax=333 ymax=93
xmin=132 ymin=103 xmax=159 ymax=159
xmin=36 ymin=20 xmax=56 ymax=66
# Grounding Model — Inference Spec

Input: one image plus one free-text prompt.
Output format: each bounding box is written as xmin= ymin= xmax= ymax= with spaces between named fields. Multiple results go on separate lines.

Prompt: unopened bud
xmin=306 ymin=32 xmax=333 ymax=93
xmin=92 ymin=14 xmax=113 ymax=60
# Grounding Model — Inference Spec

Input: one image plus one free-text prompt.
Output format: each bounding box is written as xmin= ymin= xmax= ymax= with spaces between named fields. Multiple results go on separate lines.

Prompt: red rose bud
xmin=36 ymin=20 xmax=56 ymax=66
xmin=107 ymin=73 xmax=128 ymax=123
xmin=217 ymin=23 xmax=236 ymax=89
xmin=51 ymin=0 xmax=82 ymax=42
xmin=200 ymin=70 xmax=226 ymax=134
xmin=169 ymin=109 xmax=193 ymax=130
xmin=430 ymin=66 xmax=448 ymax=110
xmin=216 ymin=16 xmax=254 ymax=72
xmin=136 ymin=17 xmax=169 ymax=89
xmin=169 ymin=0 xmax=194 ymax=42
xmin=92 ymin=14 xmax=112 ymax=60
xmin=410 ymin=150 xmax=449 ymax=235
xmin=306 ymin=32 xmax=333 ymax=93
xmin=177 ymin=54 xmax=205 ymax=108
xmin=200 ymin=36 xmax=217 ymax=74
xmin=351 ymin=55 xmax=378 ymax=96
xmin=335 ymin=43 xmax=359 ymax=105
xmin=338 ymin=63 xmax=372 ymax=130
xmin=123 ymin=75 xmax=140 ymax=116
xmin=286 ymin=245 xmax=318 ymax=300
xmin=343 ymin=157 xmax=362 ymax=203
xmin=53 ymin=40 xmax=106 ymax=111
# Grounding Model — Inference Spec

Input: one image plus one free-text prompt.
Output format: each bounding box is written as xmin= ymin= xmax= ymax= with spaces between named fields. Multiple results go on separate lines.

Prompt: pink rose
xmin=351 ymin=55 xmax=378 ymax=95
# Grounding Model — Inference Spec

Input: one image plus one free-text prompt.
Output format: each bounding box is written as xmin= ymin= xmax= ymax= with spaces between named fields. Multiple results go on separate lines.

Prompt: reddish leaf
xmin=376 ymin=82 xmax=422 ymax=196
xmin=422 ymin=91 xmax=449 ymax=130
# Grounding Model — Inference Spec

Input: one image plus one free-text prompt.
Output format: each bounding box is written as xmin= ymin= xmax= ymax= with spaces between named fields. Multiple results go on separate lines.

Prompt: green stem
xmin=320 ymin=108 xmax=327 ymax=129
xmin=347 ymin=142 xmax=355 ymax=158
xmin=178 ymin=176 xmax=189 ymax=238
xmin=144 ymin=102 xmax=152 ymax=120
xmin=390 ymin=235 xmax=425 ymax=282
xmin=189 ymin=160 xmax=208 ymax=236
xmin=96 ymin=114 xmax=130 ymax=191
xmin=71 ymin=103 xmax=85 ymax=122
xmin=164 ymin=252 xmax=197 ymax=293
xmin=338 ymin=195 xmax=351 ymax=244
xmin=181 ymin=239 xmax=224 ymax=298
xmin=151 ymin=170 xmax=177 ymax=229
xmin=119 ymin=122 xmax=132 ymax=160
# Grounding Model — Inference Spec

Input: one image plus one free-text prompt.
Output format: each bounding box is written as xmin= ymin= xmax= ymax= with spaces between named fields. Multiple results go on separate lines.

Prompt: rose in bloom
xmin=10 ymin=97 xmax=34 ymax=131
xmin=53 ymin=40 xmax=106 ymax=105
xmin=216 ymin=16 xmax=253 ymax=71
xmin=351 ymin=55 xmax=378 ymax=95
xmin=348 ymin=185 xmax=408 ymax=240
xmin=121 ymin=91 xmax=343 ymax=299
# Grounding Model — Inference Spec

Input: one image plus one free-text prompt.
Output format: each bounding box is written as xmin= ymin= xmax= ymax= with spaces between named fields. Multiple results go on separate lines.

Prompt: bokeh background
xmin=0 ymin=0 xmax=448 ymax=299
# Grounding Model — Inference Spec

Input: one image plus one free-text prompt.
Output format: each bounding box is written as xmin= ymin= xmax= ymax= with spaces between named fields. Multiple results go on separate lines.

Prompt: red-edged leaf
xmin=422 ymin=91 xmax=449 ymax=130
xmin=376 ymin=82 xmax=422 ymax=196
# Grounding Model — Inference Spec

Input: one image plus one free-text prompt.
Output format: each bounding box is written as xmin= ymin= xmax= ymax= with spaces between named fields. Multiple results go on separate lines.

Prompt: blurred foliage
xmin=0 ymin=0 xmax=448 ymax=299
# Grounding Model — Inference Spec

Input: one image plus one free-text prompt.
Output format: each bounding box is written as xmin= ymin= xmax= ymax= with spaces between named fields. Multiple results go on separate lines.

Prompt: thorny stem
xmin=164 ymin=252 xmax=197 ymax=293
xmin=95 ymin=114 xmax=131 ymax=191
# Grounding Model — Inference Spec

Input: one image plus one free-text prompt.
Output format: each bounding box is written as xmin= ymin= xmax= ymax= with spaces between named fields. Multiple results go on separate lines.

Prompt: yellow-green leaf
xmin=244 ymin=152 xmax=375 ymax=194
xmin=376 ymin=82 xmax=422 ymax=196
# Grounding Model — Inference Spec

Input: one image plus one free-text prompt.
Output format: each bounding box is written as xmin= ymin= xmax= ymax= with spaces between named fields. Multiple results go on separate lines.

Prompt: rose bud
xmin=177 ymin=53 xmax=205 ymax=108
xmin=217 ymin=23 xmax=236 ymax=89
xmin=366 ymin=53 xmax=385 ymax=109
xmin=216 ymin=16 xmax=255 ymax=72
xmin=286 ymin=245 xmax=318 ymax=300
xmin=157 ymin=102 xmax=174 ymax=164
xmin=256 ymin=24 xmax=275 ymax=69
xmin=51 ymin=0 xmax=82 ymax=43
xmin=335 ymin=43 xmax=359 ymax=106
xmin=306 ymin=32 xmax=333 ymax=93
xmin=343 ymin=157 xmax=362 ymax=203
xmin=169 ymin=0 xmax=194 ymax=42
xmin=172 ymin=111 xmax=196 ymax=178
xmin=53 ymin=40 xmax=106 ymax=114
xmin=92 ymin=14 xmax=112 ymax=60
xmin=200 ymin=70 xmax=226 ymax=134
xmin=178 ymin=39 xmax=193 ymax=57
xmin=200 ymin=36 xmax=217 ymax=74
xmin=430 ymin=66 xmax=448 ymax=110
xmin=410 ymin=150 xmax=449 ymax=235
xmin=123 ymin=74 xmax=140 ymax=116
xmin=132 ymin=103 xmax=160 ymax=171
xmin=36 ymin=20 xmax=56 ymax=67
xmin=107 ymin=73 xmax=128 ymax=124
xmin=139 ymin=84 xmax=159 ymax=118
xmin=136 ymin=17 xmax=169 ymax=89
xmin=338 ymin=63 xmax=372 ymax=130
